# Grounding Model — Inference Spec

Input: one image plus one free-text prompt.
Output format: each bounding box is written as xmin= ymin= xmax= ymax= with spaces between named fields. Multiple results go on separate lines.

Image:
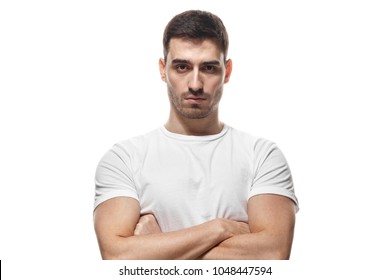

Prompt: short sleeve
xmin=250 ymin=141 xmax=299 ymax=210
xmin=94 ymin=143 xmax=139 ymax=210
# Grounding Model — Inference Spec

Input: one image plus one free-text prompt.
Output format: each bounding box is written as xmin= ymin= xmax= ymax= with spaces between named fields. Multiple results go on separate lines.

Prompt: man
xmin=93 ymin=10 xmax=298 ymax=260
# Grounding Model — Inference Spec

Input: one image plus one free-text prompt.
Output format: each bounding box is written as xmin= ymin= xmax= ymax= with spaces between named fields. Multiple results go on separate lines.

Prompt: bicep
xmin=248 ymin=194 xmax=296 ymax=232
xmin=248 ymin=194 xmax=296 ymax=258
xmin=93 ymin=197 xmax=140 ymax=256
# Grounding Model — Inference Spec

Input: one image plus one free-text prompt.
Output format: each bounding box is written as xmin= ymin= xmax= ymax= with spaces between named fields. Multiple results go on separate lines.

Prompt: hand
xmin=134 ymin=214 xmax=162 ymax=236
xmin=215 ymin=218 xmax=250 ymax=239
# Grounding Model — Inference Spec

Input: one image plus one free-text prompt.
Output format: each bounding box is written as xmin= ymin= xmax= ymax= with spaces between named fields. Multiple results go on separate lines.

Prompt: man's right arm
xmin=93 ymin=196 xmax=249 ymax=260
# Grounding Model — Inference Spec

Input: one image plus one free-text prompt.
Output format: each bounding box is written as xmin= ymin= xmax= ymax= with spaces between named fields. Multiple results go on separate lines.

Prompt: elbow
xmin=97 ymin=235 xmax=140 ymax=260
xmin=253 ymin=250 xmax=289 ymax=260
xmin=100 ymin=244 xmax=142 ymax=260
xmin=252 ymin=245 xmax=291 ymax=260
xmin=266 ymin=247 xmax=291 ymax=260
xmin=101 ymin=252 xmax=119 ymax=260
xmin=100 ymin=249 xmax=122 ymax=260
xmin=99 ymin=243 xmax=138 ymax=260
xmin=101 ymin=250 xmax=137 ymax=260
xmin=273 ymin=249 xmax=291 ymax=260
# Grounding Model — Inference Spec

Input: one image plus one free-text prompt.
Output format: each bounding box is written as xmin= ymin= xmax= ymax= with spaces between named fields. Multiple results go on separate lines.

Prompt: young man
xmin=93 ymin=10 xmax=298 ymax=260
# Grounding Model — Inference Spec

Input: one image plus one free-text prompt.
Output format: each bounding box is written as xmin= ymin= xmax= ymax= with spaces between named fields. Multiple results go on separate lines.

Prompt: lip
xmin=184 ymin=97 xmax=207 ymax=104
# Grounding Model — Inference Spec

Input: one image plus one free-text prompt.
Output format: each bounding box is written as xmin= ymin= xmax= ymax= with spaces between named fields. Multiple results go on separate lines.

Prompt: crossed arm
xmin=93 ymin=194 xmax=296 ymax=260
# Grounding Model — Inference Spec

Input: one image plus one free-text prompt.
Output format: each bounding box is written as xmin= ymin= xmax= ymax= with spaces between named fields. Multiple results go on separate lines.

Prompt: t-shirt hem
xmin=94 ymin=191 xmax=139 ymax=210
xmin=249 ymin=188 xmax=299 ymax=212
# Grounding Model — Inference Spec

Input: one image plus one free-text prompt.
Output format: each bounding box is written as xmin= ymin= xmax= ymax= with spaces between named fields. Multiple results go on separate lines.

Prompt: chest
xmin=133 ymin=139 xmax=254 ymax=230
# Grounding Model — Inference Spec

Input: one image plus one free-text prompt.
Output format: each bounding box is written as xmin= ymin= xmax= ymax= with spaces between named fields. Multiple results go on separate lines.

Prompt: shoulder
xmin=227 ymin=126 xmax=276 ymax=153
xmin=226 ymin=126 xmax=289 ymax=170
xmin=114 ymin=128 xmax=161 ymax=152
xmin=98 ymin=128 xmax=161 ymax=164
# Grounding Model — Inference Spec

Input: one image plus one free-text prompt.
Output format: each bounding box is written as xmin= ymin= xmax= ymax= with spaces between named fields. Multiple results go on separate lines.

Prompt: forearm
xmin=100 ymin=219 xmax=233 ymax=260
xmin=199 ymin=231 xmax=292 ymax=260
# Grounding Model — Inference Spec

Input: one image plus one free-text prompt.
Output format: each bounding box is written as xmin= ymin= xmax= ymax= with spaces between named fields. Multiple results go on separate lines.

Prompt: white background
xmin=1 ymin=0 xmax=389 ymax=279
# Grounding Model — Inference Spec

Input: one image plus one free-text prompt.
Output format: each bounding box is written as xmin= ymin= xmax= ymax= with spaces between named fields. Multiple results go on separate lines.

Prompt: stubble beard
xmin=167 ymin=88 xmax=222 ymax=119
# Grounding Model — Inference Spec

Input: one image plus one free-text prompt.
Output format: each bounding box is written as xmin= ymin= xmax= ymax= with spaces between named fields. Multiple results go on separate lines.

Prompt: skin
xmin=93 ymin=38 xmax=296 ymax=259
xmin=160 ymin=38 xmax=232 ymax=136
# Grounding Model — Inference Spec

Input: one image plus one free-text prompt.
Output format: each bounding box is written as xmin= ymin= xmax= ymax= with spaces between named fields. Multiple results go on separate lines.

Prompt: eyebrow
xmin=202 ymin=60 xmax=222 ymax=66
xmin=171 ymin=59 xmax=222 ymax=66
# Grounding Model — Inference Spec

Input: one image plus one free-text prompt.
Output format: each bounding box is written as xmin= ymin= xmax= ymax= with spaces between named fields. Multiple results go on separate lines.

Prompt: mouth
xmin=184 ymin=96 xmax=207 ymax=104
xmin=185 ymin=97 xmax=206 ymax=104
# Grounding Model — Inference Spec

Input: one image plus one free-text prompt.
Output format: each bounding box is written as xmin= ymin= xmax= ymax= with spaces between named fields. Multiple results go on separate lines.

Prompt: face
xmin=159 ymin=38 xmax=232 ymax=119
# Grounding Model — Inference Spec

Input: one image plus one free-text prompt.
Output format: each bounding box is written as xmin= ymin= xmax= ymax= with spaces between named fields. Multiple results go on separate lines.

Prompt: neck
xmin=165 ymin=110 xmax=223 ymax=136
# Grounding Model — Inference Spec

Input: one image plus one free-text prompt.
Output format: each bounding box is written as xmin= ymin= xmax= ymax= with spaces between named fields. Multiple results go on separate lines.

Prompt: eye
xmin=175 ymin=64 xmax=190 ymax=73
xmin=202 ymin=65 xmax=217 ymax=73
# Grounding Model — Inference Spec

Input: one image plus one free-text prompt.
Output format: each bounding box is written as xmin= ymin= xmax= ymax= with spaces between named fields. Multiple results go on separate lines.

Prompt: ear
xmin=224 ymin=59 xmax=233 ymax=84
xmin=159 ymin=58 xmax=166 ymax=82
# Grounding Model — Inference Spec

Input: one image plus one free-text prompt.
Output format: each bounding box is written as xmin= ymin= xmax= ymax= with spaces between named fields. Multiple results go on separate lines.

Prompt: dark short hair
xmin=163 ymin=10 xmax=229 ymax=62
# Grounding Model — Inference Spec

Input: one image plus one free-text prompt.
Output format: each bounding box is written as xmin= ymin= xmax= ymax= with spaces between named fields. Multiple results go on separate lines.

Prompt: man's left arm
xmin=199 ymin=194 xmax=296 ymax=260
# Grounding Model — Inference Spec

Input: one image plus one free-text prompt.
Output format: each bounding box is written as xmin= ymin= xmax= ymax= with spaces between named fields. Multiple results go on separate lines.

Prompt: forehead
xmin=167 ymin=38 xmax=224 ymax=62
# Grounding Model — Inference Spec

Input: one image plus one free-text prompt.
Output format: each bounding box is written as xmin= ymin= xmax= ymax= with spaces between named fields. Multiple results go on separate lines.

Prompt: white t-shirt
xmin=94 ymin=125 xmax=298 ymax=232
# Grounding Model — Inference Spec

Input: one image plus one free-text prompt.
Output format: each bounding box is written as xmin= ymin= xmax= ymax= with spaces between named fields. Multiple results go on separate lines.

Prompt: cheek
xmin=206 ymin=79 xmax=224 ymax=94
xmin=166 ymin=75 xmax=186 ymax=91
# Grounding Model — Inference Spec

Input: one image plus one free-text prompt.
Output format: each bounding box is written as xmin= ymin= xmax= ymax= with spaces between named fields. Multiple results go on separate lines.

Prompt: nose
xmin=188 ymin=69 xmax=203 ymax=94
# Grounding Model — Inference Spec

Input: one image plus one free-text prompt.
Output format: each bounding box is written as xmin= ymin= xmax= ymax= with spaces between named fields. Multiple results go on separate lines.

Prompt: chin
xmin=180 ymin=109 xmax=210 ymax=119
